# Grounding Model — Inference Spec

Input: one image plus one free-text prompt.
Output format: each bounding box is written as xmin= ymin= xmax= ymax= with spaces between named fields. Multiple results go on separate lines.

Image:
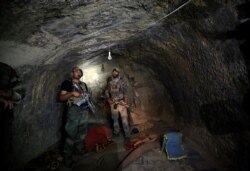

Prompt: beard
xmin=73 ymin=75 xmax=81 ymax=80
xmin=113 ymin=74 xmax=119 ymax=78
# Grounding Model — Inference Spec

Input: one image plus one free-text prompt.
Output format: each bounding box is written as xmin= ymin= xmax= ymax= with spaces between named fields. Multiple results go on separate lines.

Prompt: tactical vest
xmin=67 ymin=81 xmax=89 ymax=107
xmin=108 ymin=77 xmax=125 ymax=102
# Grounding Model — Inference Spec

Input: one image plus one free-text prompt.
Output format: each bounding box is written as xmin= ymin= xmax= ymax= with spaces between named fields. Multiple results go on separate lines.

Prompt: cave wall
xmin=112 ymin=1 xmax=250 ymax=169
xmin=0 ymin=0 xmax=250 ymax=170
xmin=9 ymin=64 xmax=64 ymax=168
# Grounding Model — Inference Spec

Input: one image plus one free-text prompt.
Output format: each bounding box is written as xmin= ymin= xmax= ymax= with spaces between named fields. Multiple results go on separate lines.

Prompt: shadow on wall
xmin=213 ymin=1 xmax=250 ymax=135
xmin=217 ymin=1 xmax=250 ymax=68
xmin=200 ymin=99 xmax=250 ymax=135
xmin=221 ymin=1 xmax=250 ymax=56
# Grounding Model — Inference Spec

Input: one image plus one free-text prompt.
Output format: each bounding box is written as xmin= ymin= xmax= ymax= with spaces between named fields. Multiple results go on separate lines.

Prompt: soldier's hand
xmin=71 ymin=91 xmax=81 ymax=97
xmin=7 ymin=101 xmax=14 ymax=109
xmin=120 ymin=101 xmax=129 ymax=108
xmin=0 ymin=99 xmax=14 ymax=110
xmin=107 ymin=99 xmax=113 ymax=105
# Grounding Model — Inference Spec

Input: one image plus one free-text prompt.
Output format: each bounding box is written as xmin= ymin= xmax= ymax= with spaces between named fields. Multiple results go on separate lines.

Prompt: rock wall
xmin=0 ymin=0 xmax=250 ymax=170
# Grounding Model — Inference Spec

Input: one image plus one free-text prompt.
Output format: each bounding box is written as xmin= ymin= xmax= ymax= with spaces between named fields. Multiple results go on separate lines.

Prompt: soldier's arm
xmin=122 ymin=81 xmax=128 ymax=104
xmin=105 ymin=91 xmax=113 ymax=104
xmin=59 ymin=90 xmax=80 ymax=102
xmin=0 ymin=97 xmax=14 ymax=109
xmin=104 ymin=84 xmax=113 ymax=104
xmin=124 ymin=95 xmax=128 ymax=104
xmin=104 ymin=88 xmax=110 ymax=98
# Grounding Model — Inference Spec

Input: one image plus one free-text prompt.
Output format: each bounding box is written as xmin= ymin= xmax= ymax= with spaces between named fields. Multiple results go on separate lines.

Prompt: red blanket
xmin=84 ymin=125 xmax=112 ymax=152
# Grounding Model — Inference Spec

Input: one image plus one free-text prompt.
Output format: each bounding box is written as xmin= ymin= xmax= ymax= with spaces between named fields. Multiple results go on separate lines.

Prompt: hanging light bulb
xmin=108 ymin=51 xmax=112 ymax=60
xmin=108 ymin=40 xmax=112 ymax=60
xmin=107 ymin=0 xmax=112 ymax=61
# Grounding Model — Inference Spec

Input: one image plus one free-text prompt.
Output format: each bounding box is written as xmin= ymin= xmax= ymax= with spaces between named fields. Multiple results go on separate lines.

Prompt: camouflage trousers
xmin=64 ymin=106 xmax=89 ymax=157
xmin=110 ymin=103 xmax=130 ymax=138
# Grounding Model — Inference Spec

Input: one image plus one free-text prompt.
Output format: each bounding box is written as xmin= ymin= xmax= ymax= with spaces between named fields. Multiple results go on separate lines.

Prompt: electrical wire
xmin=75 ymin=0 xmax=192 ymax=58
xmin=153 ymin=0 xmax=191 ymax=25
xmin=105 ymin=0 xmax=192 ymax=50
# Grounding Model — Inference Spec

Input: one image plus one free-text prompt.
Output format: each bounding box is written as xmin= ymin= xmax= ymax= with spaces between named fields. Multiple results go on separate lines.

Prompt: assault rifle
xmin=72 ymin=83 xmax=96 ymax=114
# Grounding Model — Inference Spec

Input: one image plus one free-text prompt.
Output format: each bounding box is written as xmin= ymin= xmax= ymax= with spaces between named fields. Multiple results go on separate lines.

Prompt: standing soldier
xmin=59 ymin=67 xmax=94 ymax=167
xmin=105 ymin=68 xmax=130 ymax=142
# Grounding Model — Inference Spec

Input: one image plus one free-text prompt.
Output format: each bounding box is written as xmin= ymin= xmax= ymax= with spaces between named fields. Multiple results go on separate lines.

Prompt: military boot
xmin=74 ymin=143 xmax=85 ymax=155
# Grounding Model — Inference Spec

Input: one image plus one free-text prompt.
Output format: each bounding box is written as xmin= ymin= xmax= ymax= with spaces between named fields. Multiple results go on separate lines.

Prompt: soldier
xmin=59 ymin=67 xmax=94 ymax=167
xmin=105 ymin=68 xmax=130 ymax=142
xmin=0 ymin=62 xmax=25 ymax=168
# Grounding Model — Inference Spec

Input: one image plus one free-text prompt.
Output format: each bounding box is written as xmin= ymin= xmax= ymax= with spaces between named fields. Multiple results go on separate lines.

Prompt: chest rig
xmin=109 ymin=77 xmax=125 ymax=102
xmin=67 ymin=81 xmax=88 ymax=107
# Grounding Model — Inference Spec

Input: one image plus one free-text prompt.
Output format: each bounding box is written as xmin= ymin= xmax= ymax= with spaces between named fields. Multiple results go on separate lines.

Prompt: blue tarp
xmin=162 ymin=132 xmax=186 ymax=160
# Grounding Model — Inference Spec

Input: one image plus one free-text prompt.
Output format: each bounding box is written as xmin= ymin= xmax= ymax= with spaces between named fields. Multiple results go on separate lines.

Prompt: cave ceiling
xmin=0 ymin=0 xmax=195 ymax=65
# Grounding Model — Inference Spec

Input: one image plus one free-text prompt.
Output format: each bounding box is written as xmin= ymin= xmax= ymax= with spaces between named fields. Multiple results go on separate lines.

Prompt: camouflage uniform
xmin=64 ymin=106 xmax=89 ymax=156
xmin=60 ymin=80 xmax=90 ymax=158
xmin=105 ymin=74 xmax=130 ymax=138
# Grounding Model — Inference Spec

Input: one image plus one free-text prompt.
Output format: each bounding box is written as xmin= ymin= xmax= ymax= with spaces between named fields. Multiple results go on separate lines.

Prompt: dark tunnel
xmin=0 ymin=0 xmax=250 ymax=171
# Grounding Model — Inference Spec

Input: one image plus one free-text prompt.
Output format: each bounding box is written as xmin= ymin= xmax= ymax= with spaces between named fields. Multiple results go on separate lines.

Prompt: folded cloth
xmin=84 ymin=125 xmax=112 ymax=152
xmin=124 ymin=134 xmax=157 ymax=150
xmin=162 ymin=132 xmax=186 ymax=160
xmin=124 ymin=136 xmax=146 ymax=150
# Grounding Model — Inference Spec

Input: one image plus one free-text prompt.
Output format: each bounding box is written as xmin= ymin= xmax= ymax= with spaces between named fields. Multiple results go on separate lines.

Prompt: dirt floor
xmin=21 ymin=129 xmax=222 ymax=171
xmin=18 ymin=111 xmax=223 ymax=171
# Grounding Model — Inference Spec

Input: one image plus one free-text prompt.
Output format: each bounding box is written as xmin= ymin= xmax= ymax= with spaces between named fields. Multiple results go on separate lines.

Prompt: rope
xmin=126 ymin=0 xmax=192 ymax=41
xmin=76 ymin=0 xmax=192 ymax=51
xmin=94 ymin=0 xmax=192 ymax=39
xmin=106 ymin=0 xmax=192 ymax=48
xmin=153 ymin=0 xmax=192 ymax=25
